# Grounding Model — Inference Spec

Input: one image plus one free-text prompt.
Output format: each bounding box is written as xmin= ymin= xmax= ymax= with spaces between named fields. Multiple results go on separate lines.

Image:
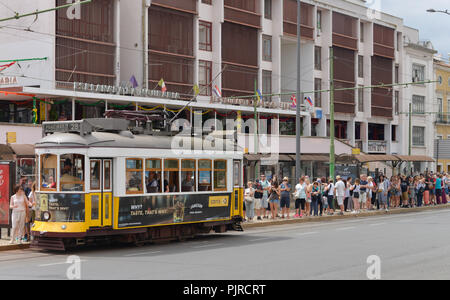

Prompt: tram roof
xmin=35 ymin=131 xmax=241 ymax=152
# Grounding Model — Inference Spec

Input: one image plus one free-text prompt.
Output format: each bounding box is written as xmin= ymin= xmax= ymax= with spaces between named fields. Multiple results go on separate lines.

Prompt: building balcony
xmin=436 ymin=115 xmax=450 ymax=124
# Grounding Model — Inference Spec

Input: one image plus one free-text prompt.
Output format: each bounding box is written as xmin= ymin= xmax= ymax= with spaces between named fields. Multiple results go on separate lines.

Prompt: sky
xmin=372 ymin=0 xmax=450 ymax=61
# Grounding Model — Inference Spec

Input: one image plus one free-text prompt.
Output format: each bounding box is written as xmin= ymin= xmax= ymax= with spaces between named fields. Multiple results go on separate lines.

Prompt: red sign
xmin=0 ymin=164 xmax=10 ymax=226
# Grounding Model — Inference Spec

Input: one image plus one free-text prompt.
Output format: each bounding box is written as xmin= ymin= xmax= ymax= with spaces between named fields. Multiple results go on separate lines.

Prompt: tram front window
xmin=41 ymin=154 xmax=57 ymax=190
xmin=60 ymin=154 xmax=85 ymax=192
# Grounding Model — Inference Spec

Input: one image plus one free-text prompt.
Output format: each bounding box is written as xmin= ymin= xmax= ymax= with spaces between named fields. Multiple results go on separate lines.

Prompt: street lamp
xmin=426 ymin=8 xmax=450 ymax=15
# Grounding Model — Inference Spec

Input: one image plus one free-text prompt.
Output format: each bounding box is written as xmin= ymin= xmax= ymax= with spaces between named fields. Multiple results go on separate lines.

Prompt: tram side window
xmin=164 ymin=159 xmax=180 ymax=193
xmin=181 ymin=159 xmax=196 ymax=192
xmin=60 ymin=154 xmax=85 ymax=192
xmin=126 ymin=159 xmax=143 ymax=194
xmin=198 ymin=159 xmax=212 ymax=191
xmin=214 ymin=160 xmax=227 ymax=191
xmin=41 ymin=154 xmax=57 ymax=190
xmin=145 ymin=159 xmax=162 ymax=193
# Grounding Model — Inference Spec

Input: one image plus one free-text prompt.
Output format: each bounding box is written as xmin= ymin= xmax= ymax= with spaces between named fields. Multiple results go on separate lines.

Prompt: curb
xmin=0 ymin=243 xmax=30 ymax=252
xmin=242 ymin=204 xmax=450 ymax=229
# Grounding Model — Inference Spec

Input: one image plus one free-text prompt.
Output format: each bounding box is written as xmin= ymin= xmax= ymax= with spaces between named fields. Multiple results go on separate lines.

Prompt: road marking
xmin=335 ymin=226 xmax=356 ymax=231
xmin=39 ymin=260 xmax=87 ymax=267
xmin=123 ymin=251 xmax=162 ymax=257
xmin=296 ymin=231 xmax=318 ymax=236
xmin=192 ymin=243 xmax=224 ymax=249
xmin=249 ymin=237 xmax=272 ymax=242
xmin=369 ymin=222 xmax=386 ymax=226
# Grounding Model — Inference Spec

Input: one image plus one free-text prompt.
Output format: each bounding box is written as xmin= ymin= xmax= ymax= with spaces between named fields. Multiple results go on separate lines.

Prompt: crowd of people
xmin=243 ymin=171 xmax=450 ymax=222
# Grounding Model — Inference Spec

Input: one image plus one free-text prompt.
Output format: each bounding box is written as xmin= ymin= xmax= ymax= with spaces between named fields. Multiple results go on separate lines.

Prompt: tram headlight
xmin=42 ymin=211 xmax=51 ymax=221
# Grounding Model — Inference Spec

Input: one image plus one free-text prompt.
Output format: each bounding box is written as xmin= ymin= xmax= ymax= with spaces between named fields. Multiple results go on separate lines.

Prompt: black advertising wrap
xmin=118 ymin=193 xmax=231 ymax=228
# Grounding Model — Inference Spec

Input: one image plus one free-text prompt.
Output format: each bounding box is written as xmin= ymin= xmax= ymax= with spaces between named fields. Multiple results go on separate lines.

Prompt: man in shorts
xmin=335 ymin=176 xmax=346 ymax=215
xmin=359 ymin=174 xmax=368 ymax=210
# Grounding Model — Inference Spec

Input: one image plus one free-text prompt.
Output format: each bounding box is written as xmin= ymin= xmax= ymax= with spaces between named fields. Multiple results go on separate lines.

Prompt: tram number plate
xmin=208 ymin=195 xmax=229 ymax=207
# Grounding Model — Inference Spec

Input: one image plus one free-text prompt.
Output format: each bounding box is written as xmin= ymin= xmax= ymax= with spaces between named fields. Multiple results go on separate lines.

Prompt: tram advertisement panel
xmin=0 ymin=164 xmax=10 ymax=226
xmin=118 ymin=193 xmax=230 ymax=228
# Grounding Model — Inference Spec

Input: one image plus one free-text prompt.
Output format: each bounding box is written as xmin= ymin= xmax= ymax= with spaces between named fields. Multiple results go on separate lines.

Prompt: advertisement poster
xmin=118 ymin=193 xmax=231 ymax=228
xmin=0 ymin=164 xmax=10 ymax=226
xmin=335 ymin=164 xmax=358 ymax=180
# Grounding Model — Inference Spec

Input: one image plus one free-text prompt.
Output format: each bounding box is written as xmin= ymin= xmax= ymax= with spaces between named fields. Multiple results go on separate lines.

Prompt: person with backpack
xmin=325 ymin=178 xmax=335 ymax=215
xmin=351 ymin=178 xmax=361 ymax=214
xmin=280 ymin=177 xmax=291 ymax=219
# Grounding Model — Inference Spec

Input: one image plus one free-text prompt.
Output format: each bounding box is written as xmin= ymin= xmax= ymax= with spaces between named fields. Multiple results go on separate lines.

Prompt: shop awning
xmin=353 ymin=154 xmax=400 ymax=163
xmin=9 ymin=144 xmax=35 ymax=157
xmin=244 ymin=154 xmax=293 ymax=161
xmin=395 ymin=155 xmax=435 ymax=162
xmin=292 ymin=154 xmax=330 ymax=162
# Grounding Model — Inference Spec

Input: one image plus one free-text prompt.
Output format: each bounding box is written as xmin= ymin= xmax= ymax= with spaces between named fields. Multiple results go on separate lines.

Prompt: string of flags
xmin=290 ymin=94 xmax=313 ymax=108
xmin=0 ymin=61 xmax=16 ymax=72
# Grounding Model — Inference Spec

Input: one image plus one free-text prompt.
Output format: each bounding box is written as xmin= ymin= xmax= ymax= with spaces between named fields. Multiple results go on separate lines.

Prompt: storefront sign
xmin=72 ymin=82 xmax=180 ymax=100
xmin=0 ymin=76 xmax=18 ymax=85
xmin=0 ymin=164 xmax=10 ymax=226
xmin=210 ymin=96 xmax=309 ymax=112
xmin=6 ymin=132 xmax=16 ymax=144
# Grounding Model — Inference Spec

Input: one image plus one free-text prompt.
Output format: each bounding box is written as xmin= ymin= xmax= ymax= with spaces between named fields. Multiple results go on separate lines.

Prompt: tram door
xmin=232 ymin=160 xmax=243 ymax=217
xmin=87 ymin=159 xmax=113 ymax=228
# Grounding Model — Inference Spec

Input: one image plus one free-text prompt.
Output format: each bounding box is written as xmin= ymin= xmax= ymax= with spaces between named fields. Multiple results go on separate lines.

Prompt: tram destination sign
xmin=43 ymin=121 xmax=84 ymax=135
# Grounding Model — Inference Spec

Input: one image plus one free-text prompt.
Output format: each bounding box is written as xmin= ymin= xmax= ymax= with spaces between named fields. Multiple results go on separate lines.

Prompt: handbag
xmin=245 ymin=196 xmax=254 ymax=203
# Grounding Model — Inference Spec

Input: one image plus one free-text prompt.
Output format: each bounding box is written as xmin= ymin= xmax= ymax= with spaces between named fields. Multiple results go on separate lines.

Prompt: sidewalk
xmin=242 ymin=203 xmax=450 ymax=229
xmin=0 ymin=228 xmax=30 ymax=251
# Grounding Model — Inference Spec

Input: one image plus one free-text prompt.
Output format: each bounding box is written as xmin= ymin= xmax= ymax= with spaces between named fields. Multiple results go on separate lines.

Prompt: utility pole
xmin=409 ymin=102 xmax=412 ymax=175
xmin=295 ymin=0 xmax=302 ymax=181
xmin=254 ymin=79 xmax=259 ymax=181
xmin=329 ymin=47 xmax=335 ymax=180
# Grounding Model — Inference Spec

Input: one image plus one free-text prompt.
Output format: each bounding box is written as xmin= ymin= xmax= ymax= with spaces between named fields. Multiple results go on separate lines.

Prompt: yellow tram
xmin=31 ymin=118 xmax=244 ymax=250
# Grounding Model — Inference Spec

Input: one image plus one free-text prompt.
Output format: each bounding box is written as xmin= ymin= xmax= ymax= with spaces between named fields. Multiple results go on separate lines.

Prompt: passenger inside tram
xmin=146 ymin=171 xmax=160 ymax=193
xmin=42 ymin=176 xmax=56 ymax=189
xmin=181 ymin=171 xmax=195 ymax=192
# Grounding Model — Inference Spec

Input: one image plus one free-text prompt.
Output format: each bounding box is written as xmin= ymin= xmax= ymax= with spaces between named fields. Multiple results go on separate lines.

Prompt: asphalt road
xmin=1 ymin=208 xmax=450 ymax=280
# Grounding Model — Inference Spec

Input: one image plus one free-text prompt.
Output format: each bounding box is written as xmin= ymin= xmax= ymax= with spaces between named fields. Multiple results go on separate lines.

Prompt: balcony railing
xmin=436 ymin=114 xmax=450 ymax=124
